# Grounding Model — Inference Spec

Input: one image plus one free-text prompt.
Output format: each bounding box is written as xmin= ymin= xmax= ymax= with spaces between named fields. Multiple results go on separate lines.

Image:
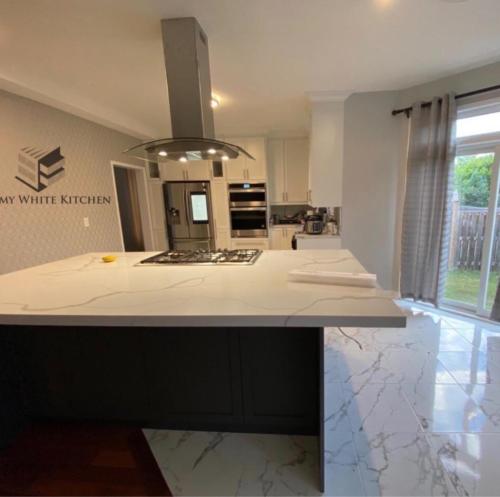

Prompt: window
xmin=457 ymin=112 xmax=500 ymax=138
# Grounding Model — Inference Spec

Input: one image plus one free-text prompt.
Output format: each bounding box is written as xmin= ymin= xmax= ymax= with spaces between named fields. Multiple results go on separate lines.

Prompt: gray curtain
xmin=400 ymin=95 xmax=457 ymax=305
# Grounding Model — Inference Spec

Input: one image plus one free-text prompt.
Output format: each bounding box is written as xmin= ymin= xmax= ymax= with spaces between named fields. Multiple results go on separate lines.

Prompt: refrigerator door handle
xmin=184 ymin=188 xmax=192 ymax=226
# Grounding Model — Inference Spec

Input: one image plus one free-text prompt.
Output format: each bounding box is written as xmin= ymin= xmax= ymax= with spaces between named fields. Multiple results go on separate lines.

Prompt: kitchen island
xmin=0 ymin=249 xmax=405 ymax=491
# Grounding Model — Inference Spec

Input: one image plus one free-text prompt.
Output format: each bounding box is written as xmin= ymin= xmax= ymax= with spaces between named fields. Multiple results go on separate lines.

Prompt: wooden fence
xmin=448 ymin=202 xmax=500 ymax=270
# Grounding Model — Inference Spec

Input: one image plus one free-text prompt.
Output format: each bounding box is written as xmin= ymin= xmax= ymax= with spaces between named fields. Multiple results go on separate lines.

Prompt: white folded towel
xmin=288 ymin=269 xmax=377 ymax=288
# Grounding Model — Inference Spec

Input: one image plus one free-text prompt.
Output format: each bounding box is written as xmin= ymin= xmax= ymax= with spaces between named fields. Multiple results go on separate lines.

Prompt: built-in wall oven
xmin=228 ymin=183 xmax=268 ymax=238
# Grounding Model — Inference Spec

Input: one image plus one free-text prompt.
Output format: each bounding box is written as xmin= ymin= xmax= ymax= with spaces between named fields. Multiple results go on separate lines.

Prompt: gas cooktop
xmin=138 ymin=249 xmax=262 ymax=266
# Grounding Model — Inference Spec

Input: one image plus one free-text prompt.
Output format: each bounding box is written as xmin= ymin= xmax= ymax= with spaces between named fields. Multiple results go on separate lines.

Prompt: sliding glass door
xmin=444 ymin=147 xmax=500 ymax=317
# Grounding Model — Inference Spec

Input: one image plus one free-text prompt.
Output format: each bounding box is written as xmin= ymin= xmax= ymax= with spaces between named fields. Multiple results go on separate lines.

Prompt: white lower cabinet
xmin=231 ymin=238 xmax=270 ymax=250
xmin=270 ymin=226 xmax=300 ymax=250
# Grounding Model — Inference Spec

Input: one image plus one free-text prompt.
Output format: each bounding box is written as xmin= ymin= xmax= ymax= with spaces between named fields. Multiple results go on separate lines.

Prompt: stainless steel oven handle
xmin=228 ymin=188 xmax=266 ymax=193
xmin=230 ymin=207 xmax=267 ymax=212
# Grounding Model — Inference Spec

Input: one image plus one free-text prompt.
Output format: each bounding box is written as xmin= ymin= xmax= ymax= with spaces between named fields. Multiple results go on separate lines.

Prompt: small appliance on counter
xmin=304 ymin=214 xmax=324 ymax=235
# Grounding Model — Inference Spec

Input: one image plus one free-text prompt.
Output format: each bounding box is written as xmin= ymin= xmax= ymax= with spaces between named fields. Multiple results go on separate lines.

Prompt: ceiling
xmin=1 ymin=0 xmax=500 ymax=139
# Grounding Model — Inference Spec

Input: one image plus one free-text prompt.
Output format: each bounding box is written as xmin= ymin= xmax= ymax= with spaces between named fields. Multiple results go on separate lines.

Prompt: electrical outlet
xmin=83 ymin=217 xmax=90 ymax=228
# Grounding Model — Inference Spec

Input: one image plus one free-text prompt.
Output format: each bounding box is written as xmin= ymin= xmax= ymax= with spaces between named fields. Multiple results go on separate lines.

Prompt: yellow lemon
xmin=102 ymin=255 xmax=117 ymax=263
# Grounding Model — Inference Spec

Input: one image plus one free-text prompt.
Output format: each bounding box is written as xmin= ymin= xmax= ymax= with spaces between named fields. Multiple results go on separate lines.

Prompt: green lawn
xmin=444 ymin=269 xmax=499 ymax=308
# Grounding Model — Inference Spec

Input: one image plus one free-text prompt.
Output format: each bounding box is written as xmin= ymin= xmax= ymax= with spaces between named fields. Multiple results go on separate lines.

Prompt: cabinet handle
xmin=282 ymin=192 xmax=285 ymax=202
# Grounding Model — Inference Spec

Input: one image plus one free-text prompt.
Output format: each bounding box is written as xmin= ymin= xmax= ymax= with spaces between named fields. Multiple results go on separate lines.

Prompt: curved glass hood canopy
xmin=124 ymin=137 xmax=254 ymax=163
xmin=124 ymin=17 xmax=253 ymax=163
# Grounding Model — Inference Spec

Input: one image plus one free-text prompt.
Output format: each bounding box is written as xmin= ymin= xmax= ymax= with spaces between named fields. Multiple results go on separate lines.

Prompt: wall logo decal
xmin=15 ymin=146 xmax=65 ymax=192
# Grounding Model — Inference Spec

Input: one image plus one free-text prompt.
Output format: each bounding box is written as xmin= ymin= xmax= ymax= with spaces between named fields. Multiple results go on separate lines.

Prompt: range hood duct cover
xmin=124 ymin=17 xmax=253 ymax=163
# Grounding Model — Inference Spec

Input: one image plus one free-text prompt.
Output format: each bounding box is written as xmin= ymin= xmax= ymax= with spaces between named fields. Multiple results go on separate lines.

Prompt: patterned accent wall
xmin=0 ymin=89 xmax=142 ymax=274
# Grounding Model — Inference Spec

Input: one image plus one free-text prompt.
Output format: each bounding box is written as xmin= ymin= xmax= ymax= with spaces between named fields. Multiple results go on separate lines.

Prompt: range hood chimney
xmin=124 ymin=17 xmax=253 ymax=163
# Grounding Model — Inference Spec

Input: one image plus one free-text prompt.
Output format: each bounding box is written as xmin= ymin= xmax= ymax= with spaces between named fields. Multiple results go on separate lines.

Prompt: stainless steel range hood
xmin=124 ymin=17 xmax=253 ymax=163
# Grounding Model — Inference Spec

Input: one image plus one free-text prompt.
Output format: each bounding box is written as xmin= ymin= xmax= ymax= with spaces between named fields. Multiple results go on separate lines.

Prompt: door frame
xmin=110 ymin=161 xmax=154 ymax=251
xmin=443 ymin=144 xmax=500 ymax=316
xmin=477 ymin=146 xmax=500 ymax=316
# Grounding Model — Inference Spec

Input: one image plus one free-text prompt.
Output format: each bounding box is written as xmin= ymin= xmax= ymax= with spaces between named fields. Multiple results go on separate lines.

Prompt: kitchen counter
xmin=0 ymin=249 xmax=404 ymax=492
xmin=0 ymin=249 xmax=403 ymax=328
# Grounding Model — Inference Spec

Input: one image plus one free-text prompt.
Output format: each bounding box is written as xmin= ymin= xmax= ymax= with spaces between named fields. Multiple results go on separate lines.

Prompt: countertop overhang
xmin=0 ymin=250 xmax=405 ymax=328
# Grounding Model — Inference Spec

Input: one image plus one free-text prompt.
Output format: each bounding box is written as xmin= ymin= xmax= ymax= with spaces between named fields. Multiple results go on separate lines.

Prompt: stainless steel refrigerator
xmin=163 ymin=181 xmax=215 ymax=250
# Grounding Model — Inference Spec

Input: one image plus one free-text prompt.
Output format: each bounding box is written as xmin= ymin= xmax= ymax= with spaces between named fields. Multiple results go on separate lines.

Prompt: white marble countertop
xmin=0 ymin=250 xmax=405 ymax=328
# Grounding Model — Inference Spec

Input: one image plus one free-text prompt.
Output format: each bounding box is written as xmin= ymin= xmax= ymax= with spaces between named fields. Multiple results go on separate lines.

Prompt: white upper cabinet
xmin=224 ymin=137 xmax=267 ymax=181
xmin=224 ymin=138 xmax=247 ymax=181
xmin=159 ymin=161 xmax=184 ymax=181
xmin=244 ymin=137 xmax=267 ymax=180
xmin=267 ymin=140 xmax=285 ymax=202
xmin=186 ymin=160 xmax=211 ymax=181
xmin=159 ymin=160 xmax=211 ymax=181
xmin=268 ymin=138 xmax=309 ymax=204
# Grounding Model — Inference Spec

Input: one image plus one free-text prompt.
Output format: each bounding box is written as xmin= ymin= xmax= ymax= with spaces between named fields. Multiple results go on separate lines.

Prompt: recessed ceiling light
xmin=210 ymin=97 xmax=219 ymax=109
xmin=221 ymin=155 xmax=229 ymax=161
xmin=207 ymin=148 xmax=216 ymax=154
xmin=158 ymin=150 xmax=168 ymax=157
xmin=179 ymin=156 xmax=188 ymax=163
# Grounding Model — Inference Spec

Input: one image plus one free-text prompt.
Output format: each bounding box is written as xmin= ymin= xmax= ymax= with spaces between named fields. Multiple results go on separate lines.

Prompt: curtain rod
xmin=391 ymin=83 xmax=500 ymax=118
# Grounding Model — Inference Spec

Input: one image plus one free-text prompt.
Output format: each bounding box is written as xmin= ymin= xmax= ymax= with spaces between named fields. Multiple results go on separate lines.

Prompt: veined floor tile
xmin=355 ymin=432 xmax=456 ymax=496
xmin=144 ymin=429 xmax=321 ymax=496
xmin=430 ymin=433 xmax=500 ymax=496
xmin=438 ymin=351 xmax=500 ymax=384
xmin=339 ymin=348 xmax=457 ymax=385
xmin=402 ymin=383 xmax=498 ymax=433
xmin=323 ymin=382 xmax=366 ymax=496
xmin=342 ymin=383 xmax=420 ymax=434
xmin=460 ymin=384 xmax=500 ymax=429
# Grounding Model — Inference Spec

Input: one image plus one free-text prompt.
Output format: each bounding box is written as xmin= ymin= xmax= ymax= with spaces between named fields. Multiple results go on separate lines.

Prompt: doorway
xmin=443 ymin=102 xmax=500 ymax=317
xmin=112 ymin=163 xmax=153 ymax=252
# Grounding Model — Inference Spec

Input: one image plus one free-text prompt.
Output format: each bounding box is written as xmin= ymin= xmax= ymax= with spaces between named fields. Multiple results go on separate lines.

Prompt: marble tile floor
xmin=144 ymin=303 xmax=500 ymax=496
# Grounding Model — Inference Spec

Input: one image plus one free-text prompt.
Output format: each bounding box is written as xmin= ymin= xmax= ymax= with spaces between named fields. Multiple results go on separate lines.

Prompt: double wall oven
xmin=228 ymin=183 xmax=268 ymax=238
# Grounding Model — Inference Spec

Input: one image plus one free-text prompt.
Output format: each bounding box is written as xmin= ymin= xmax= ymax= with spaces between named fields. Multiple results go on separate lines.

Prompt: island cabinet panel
xmin=0 ymin=328 xmax=27 ymax=448
xmin=18 ymin=327 xmax=150 ymax=422
xmin=142 ymin=328 xmax=245 ymax=430
xmin=239 ymin=328 xmax=319 ymax=434
xmin=5 ymin=326 xmax=320 ymax=436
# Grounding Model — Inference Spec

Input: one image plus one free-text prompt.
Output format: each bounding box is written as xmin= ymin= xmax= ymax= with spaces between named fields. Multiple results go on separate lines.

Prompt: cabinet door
xmin=186 ymin=160 xmax=210 ymax=181
xmin=159 ymin=162 xmax=185 ymax=181
xmin=284 ymin=138 xmax=309 ymax=203
xmin=245 ymin=137 xmax=267 ymax=180
xmin=270 ymin=227 xmax=284 ymax=250
xmin=225 ymin=138 xmax=247 ymax=181
xmin=268 ymin=140 xmax=285 ymax=204
xmin=211 ymin=182 xmax=229 ymax=230
xmin=283 ymin=227 xmax=298 ymax=250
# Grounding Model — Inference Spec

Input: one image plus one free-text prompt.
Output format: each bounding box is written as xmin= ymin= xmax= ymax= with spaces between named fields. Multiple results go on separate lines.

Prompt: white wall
xmin=0 ymin=90 xmax=141 ymax=274
xmin=342 ymin=91 xmax=406 ymax=290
